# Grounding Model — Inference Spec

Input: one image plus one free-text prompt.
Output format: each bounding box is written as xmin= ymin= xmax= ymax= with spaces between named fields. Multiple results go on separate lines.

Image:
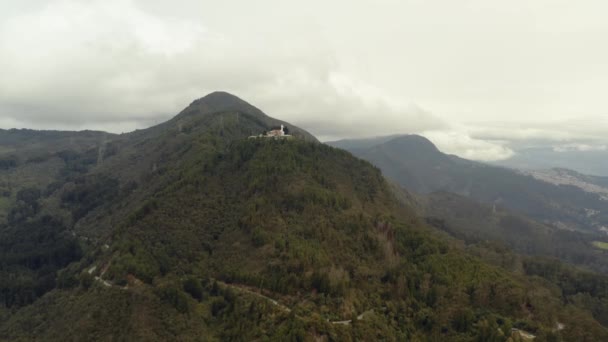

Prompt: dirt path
xmin=89 ymin=270 xmax=368 ymax=325
xmin=217 ymin=281 xmax=291 ymax=313
xmin=511 ymin=328 xmax=536 ymax=340
xmin=89 ymin=263 xmax=130 ymax=290
xmin=217 ymin=281 xmax=373 ymax=325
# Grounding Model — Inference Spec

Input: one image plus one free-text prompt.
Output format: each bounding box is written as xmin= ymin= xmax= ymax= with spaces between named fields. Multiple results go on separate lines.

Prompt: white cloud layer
xmin=422 ymin=130 xmax=515 ymax=161
xmin=553 ymin=144 xmax=608 ymax=153
xmin=1 ymin=0 xmax=608 ymax=162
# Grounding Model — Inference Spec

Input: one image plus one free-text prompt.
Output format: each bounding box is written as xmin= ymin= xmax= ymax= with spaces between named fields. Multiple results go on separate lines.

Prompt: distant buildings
xmin=249 ymin=124 xmax=293 ymax=139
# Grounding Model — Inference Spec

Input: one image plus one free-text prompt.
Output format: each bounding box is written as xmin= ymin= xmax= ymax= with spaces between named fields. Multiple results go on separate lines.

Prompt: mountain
xmin=325 ymin=134 xmax=405 ymax=152
xmin=420 ymin=191 xmax=608 ymax=273
xmin=155 ymin=91 xmax=318 ymax=142
xmin=328 ymin=135 xmax=608 ymax=271
xmin=1 ymin=94 xmax=608 ymax=340
xmin=329 ymin=135 xmax=608 ymax=235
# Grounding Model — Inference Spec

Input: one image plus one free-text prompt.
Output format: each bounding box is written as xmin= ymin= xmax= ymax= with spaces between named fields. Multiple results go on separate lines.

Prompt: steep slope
xmin=420 ymin=192 xmax=608 ymax=328
xmin=0 ymin=129 xmax=116 ymax=219
xmin=421 ymin=191 xmax=608 ymax=273
xmin=0 ymin=92 xmax=315 ymax=317
xmin=326 ymin=134 xmax=405 ymax=152
xmin=0 ymin=129 xmax=123 ymax=314
xmin=330 ymin=135 xmax=608 ymax=234
xmin=1 ymin=94 xmax=608 ymax=340
xmin=145 ymin=91 xmax=318 ymax=142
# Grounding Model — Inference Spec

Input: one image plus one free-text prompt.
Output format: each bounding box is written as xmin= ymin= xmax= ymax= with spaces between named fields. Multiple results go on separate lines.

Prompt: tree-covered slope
xmin=421 ymin=189 xmax=608 ymax=276
xmin=329 ymin=135 xmax=608 ymax=234
xmin=1 ymin=94 xmax=607 ymax=341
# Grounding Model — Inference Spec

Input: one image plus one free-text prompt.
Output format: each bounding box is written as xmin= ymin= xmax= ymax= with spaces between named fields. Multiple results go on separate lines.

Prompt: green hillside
xmin=1 ymin=93 xmax=607 ymax=341
xmin=330 ymin=135 xmax=608 ymax=234
xmin=329 ymin=135 xmax=608 ymax=273
xmin=420 ymin=191 xmax=608 ymax=272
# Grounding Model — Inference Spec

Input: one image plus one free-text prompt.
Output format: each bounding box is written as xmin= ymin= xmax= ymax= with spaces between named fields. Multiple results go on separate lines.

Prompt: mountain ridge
xmin=0 ymin=95 xmax=607 ymax=340
xmin=329 ymin=134 xmax=608 ymax=272
xmin=329 ymin=134 xmax=608 ymax=232
xmin=155 ymin=91 xmax=319 ymax=143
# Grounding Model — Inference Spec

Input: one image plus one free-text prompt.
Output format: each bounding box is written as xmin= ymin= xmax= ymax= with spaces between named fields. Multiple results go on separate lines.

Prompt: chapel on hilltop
xmin=250 ymin=124 xmax=293 ymax=139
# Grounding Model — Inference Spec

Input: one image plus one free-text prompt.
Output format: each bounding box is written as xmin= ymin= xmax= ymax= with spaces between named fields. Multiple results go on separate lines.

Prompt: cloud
xmin=553 ymin=144 xmax=608 ymax=152
xmin=466 ymin=118 xmax=608 ymax=151
xmin=0 ymin=0 xmax=212 ymax=130
xmin=424 ymin=117 xmax=608 ymax=161
xmin=252 ymin=71 xmax=447 ymax=141
xmin=422 ymin=130 xmax=515 ymax=161
xmin=1 ymin=0 xmax=608 ymax=163
xmin=0 ymin=0 xmax=446 ymax=138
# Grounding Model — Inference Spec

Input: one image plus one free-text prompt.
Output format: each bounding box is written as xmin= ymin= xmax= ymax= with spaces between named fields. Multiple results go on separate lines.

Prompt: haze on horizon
xmin=1 ymin=0 xmax=607 ymax=161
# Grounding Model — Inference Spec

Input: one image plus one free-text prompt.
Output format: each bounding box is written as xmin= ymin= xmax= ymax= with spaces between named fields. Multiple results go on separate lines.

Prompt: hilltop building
xmin=250 ymin=124 xmax=293 ymax=139
xmin=267 ymin=125 xmax=289 ymax=137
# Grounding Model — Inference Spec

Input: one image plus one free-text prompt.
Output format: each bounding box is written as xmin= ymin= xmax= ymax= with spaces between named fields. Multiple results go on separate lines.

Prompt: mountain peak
xmin=382 ymin=134 xmax=440 ymax=154
xmin=187 ymin=91 xmax=266 ymax=118
xmin=194 ymin=91 xmax=247 ymax=105
xmin=157 ymin=91 xmax=319 ymax=142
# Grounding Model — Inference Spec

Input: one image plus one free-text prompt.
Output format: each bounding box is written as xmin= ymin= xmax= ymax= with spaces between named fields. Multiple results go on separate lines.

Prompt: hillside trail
xmin=217 ymin=281 xmax=371 ymax=325
xmin=89 ymin=264 xmax=366 ymax=325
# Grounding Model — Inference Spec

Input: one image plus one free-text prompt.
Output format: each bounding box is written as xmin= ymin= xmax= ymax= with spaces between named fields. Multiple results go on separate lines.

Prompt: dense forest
xmin=421 ymin=191 xmax=608 ymax=274
xmin=333 ymin=135 xmax=608 ymax=235
xmin=0 ymin=92 xmax=607 ymax=341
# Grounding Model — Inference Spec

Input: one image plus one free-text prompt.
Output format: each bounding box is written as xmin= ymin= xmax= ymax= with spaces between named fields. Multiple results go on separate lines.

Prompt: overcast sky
xmin=1 ymin=0 xmax=607 ymax=160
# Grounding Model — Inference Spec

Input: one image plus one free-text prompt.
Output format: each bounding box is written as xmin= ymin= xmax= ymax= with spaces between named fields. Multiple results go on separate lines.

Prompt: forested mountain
xmin=420 ymin=191 xmax=608 ymax=274
xmin=1 ymin=93 xmax=607 ymax=341
xmin=329 ymin=135 xmax=608 ymax=235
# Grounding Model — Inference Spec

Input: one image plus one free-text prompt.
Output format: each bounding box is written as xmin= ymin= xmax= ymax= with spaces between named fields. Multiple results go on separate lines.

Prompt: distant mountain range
xmin=328 ymin=134 xmax=608 ymax=234
xmin=493 ymin=144 xmax=608 ymax=177
xmin=1 ymin=94 xmax=608 ymax=340
xmin=328 ymin=135 xmax=608 ymax=273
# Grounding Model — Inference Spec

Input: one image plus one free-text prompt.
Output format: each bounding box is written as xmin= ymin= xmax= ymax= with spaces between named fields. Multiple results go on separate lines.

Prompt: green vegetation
xmin=0 ymin=185 xmax=82 ymax=308
xmin=335 ymin=135 xmax=608 ymax=234
xmin=422 ymin=191 xmax=608 ymax=274
xmin=0 ymin=93 xmax=607 ymax=340
xmin=334 ymin=135 xmax=608 ymax=276
xmin=593 ymin=241 xmax=608 ymax=250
